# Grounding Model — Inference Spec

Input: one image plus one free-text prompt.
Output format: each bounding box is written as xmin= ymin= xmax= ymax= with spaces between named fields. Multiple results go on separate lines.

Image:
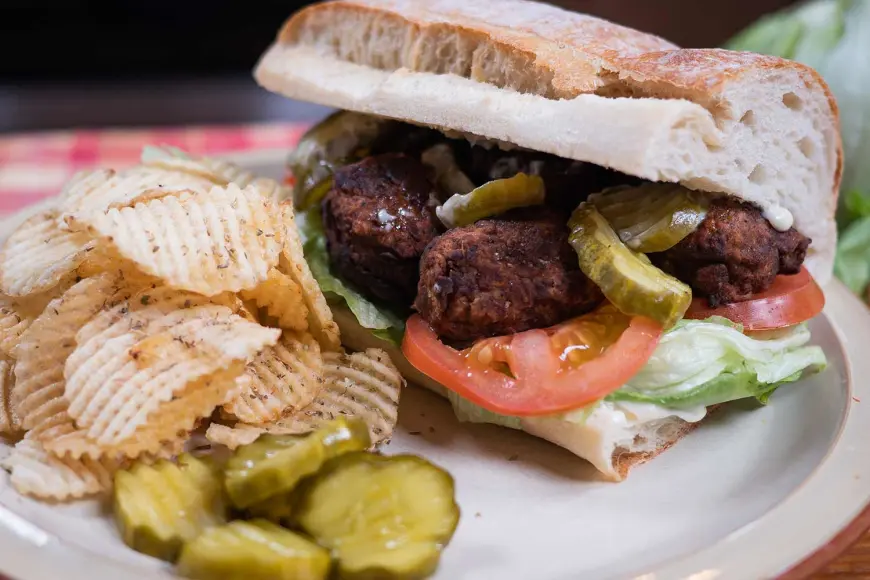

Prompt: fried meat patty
xmin=652 ymin=198 xmax=810 ymax=306
xmin=322 ymin=153 xmax=441 ymax=305
xmin=414 ymin=208 xmax=603 ymax=342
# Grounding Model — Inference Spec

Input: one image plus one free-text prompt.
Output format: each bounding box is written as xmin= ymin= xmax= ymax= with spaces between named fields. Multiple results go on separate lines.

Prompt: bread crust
xmin=256 ymin=0 xmax=843 ymax=284
xmin=277 ymin=0 xmax=839 ymax=127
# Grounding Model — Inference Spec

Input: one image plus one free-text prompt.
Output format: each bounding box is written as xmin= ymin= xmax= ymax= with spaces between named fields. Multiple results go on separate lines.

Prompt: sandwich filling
xmin=290 ymin=111 xmax=828 ymax=476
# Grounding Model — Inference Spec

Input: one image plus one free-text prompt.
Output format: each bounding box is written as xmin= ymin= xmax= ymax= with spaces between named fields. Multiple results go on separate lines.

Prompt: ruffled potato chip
xmin=60 ymin=166 xmax=218 ymax=227
xmin=79 ymin=184 xmax=284 ymax=296
xmin=223 ymin=331 xmax=323 ymax=424
xmin=64 ymin=303 xmax=280 ymax=446
xmin=1 ymin=436 xmax=124 ymax=500
xmin=206 ymin=348 xmax=402 ymax=449
xmin=0 ymin=277 xmax=80 ymax=358
xmin=204 ymin=422 xmax=263 ymax=450
xmin=12 ymin=274 xmax=135 ymax=433
xmin=0 ymin=359 xmax=16 ymax=435
xmin=278 ymin=203 xmax=340 ymax=350
xmin=0 ymin=210 xmax=96 ymax=296
xmin=46 ymin=368 xmax=248 ymax=460
xmin=240 ymin=269 xmax=309 ymax=331
xmin=282 ymin=349 xmax=403 ymax=444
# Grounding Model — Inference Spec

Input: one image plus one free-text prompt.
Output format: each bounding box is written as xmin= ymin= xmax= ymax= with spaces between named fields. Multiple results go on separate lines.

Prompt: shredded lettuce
xmin=607 ymin=318 xmax=826 ymax=408
xmin=297 ymin=209 xmax=406 ymax=345
xmin=447 ymin=391 xmax=524 ymax=430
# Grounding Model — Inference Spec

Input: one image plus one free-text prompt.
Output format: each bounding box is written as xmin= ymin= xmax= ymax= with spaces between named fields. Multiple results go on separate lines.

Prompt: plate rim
xmin=0 ymin=147 xmax=866 ymax=579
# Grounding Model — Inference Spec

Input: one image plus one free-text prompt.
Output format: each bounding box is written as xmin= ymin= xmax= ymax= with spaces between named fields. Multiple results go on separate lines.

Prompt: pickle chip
xmin=568 ymin=204 xmax=692 ymax=329
xmin=177 ymin=519 xmax=330 ymax=580
xmin=113 ymin=453 xmax=227 ymax=562
xmin=437 ymin=172 xmax=545 ymax=228
xmin=589 ymin=183 xmax=709 ymax=253
xmin=245 ymin=490 xmax=295 ymax=526
xmin=290 ymin=110 xmax=393 ymax=209
xmin=295 ymin=452 xmax=460 ymax=580
xmin=224 ymin=416 xmax=371 ymax=509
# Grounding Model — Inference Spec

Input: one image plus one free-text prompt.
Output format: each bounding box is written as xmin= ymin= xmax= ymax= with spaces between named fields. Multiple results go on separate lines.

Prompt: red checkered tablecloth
xmin=0 ymin=123 xmax=307 ymax=216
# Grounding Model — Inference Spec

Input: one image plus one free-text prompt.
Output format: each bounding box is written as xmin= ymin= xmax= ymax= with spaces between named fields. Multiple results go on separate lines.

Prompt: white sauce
xmin=762 ymin=204 xmax=794 ymax=231
xmin=376 ymin=209 xmax=396 ymax=224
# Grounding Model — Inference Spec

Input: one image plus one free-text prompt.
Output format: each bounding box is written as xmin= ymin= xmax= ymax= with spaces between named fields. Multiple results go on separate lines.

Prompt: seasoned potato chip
xmin=58 ymin=169 xmax=115 ymax=206
xmin=80 ymin=185 xmax=284 ymax=296
xmin=73 ymin=285 xmax=237 ymax=350
xmin=0 ymin=359 xmax=16 ymax=435
xmin=60 ymin=166 xmax=218 ymax=226
xmin=278 ymin=349 xmax=403 ymax=444
xmin=0 ymin=299 xmax=32 ymax=358
xmin=223 ymin=332 xmax=323 ymax=424
xmin=207 ymin=349 xmax=402 ymax=448
xmin=12 ymin=274 xmax=134 ymax=433
xmin=278 ymin=203 xmax=340 ymax=350
xmin=0 ymin=276 xmax=80 ymax=358
xmin=240 ymin=269 xmax=308 ymax=331
xmin=0 ymin=210 xmax=96 ymax=296
xmin=204 ymin=422 xmax=263 ymax=450
xmin=251 ymin=176 xmax=291 ymax=205
xmin=46 ymin=368 xmax=247 ymax=460
xmin=65 ymin=304 xmax=279 ymax=446
xmin=1 ymin=436 xmax=124 ymax=500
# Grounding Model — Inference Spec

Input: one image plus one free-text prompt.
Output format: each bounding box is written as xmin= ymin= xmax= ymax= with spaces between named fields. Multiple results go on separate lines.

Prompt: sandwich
xmin=253 ymin=0 xmax=841 ymax=480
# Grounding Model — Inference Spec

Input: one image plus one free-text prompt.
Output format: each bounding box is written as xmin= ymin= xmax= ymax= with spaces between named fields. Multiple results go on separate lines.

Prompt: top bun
xmin=254 ymin=0 xmax=842 ymax=284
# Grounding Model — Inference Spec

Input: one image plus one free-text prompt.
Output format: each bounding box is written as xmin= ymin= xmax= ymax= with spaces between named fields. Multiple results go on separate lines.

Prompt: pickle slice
xmin=224 ymin=416 xmax=372 ymax=509
xmin=436 ymin=173 xmax=545 ymax=228
xmin=246 ymin=491 xmax=295 ymax=526
xmin=177 ymin=519 xmax=330 ymax=580
xmin=290 ymin=111 xmax=393 ymax=209
xmin=589 ymin=183 xmax=709 ymax=253
xmin=421 ymin=143 xmax=476 ymax=196
xmin=568 ymin=204 xmax=691 ymax=329
xmin=113 ymin=454 xmax=226 ymax=562
xmin=295 ymin=452 xmax=460 ymax=580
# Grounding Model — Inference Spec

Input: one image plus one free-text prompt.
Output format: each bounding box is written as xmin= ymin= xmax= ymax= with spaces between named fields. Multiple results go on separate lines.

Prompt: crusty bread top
xmin=256 ymin=0 xmax=843 ymax=284
xmin=277 ymin=0 xmax=839 ymax=120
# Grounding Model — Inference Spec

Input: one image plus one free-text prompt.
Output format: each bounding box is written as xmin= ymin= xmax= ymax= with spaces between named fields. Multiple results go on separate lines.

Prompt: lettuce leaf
xmin=607 ymin=318 xmax=827 ymax=408
xmin=297 ymin=209 xmax=406 ymax=345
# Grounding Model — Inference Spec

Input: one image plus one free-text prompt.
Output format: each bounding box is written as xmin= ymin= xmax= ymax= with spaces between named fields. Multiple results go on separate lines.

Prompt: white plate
xmin=0 ymin=150 xmax=868 ymax=580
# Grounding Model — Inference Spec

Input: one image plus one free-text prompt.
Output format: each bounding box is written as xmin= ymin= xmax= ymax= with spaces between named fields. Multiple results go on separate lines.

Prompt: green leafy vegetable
xmin=446 ymin=390 xmax=523 ymax=430
xmin=297 ymin=209 xmax=405 ymax=345
xmin=607 ymin=318 xmax=826 ymax=408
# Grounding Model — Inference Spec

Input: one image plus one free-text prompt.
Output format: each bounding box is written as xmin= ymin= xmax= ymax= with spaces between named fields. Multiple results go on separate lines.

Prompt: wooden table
xmin=2 ymin=78 xmax=869 ymax=579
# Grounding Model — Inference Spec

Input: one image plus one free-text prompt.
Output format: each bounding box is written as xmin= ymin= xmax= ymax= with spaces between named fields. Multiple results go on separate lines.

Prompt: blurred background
xmin=0 ymin=0 xmax=798 ymax=133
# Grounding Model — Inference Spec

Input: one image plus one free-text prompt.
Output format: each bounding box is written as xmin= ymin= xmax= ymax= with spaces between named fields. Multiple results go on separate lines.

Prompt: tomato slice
xmin=402 ymin=308 xmax=662 ymax=417
xmin=684 ymin=266 xmax=825 ymax=330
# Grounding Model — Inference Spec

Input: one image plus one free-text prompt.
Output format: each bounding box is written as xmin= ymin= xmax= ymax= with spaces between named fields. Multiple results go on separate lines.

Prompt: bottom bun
xmin=330 ymin=304 xmax=710 ymax=481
